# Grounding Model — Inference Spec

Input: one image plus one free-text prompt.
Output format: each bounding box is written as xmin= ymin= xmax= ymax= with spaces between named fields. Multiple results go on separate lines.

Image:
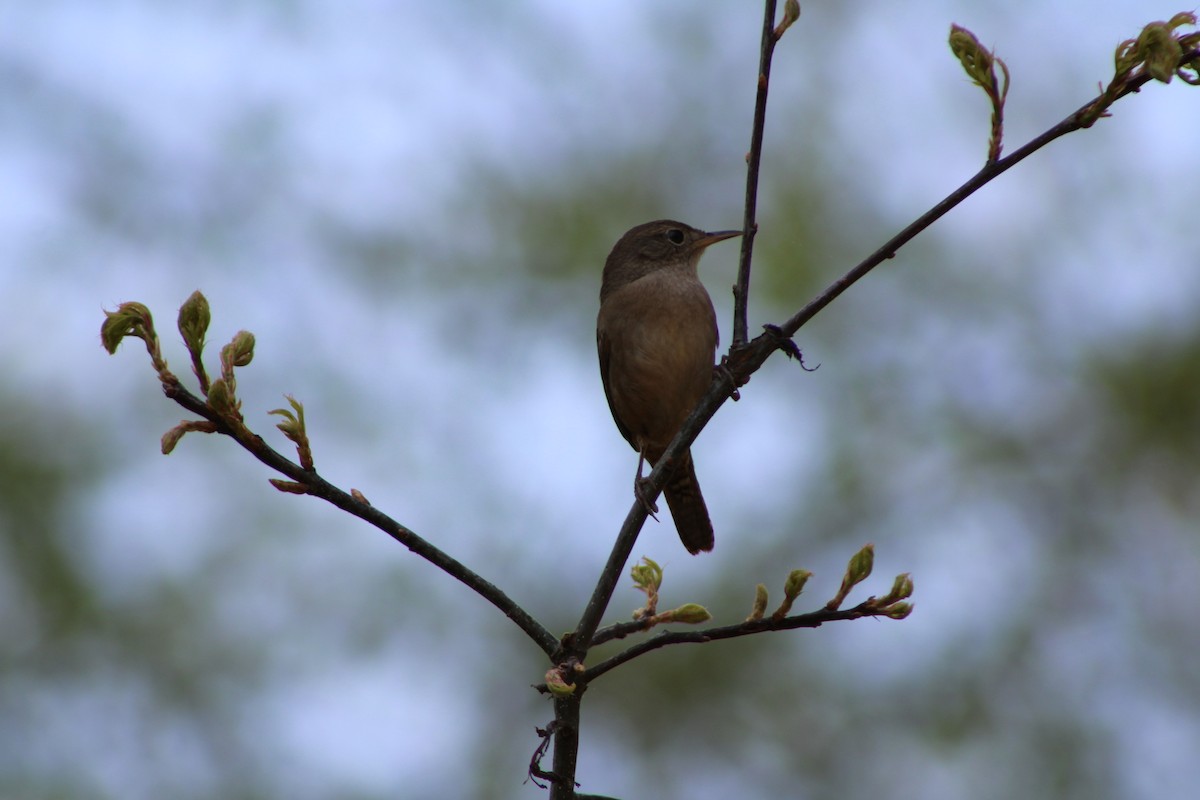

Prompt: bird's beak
xmin=695 ymin=229 xmax=742 ymax=250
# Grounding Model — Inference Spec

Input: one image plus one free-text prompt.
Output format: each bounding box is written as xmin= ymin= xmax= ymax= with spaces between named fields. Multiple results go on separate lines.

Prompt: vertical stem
xmin=549 ymin=695 xmax=582 ymax=800
xmin=733 ymin=0 xmax=779 ymax=347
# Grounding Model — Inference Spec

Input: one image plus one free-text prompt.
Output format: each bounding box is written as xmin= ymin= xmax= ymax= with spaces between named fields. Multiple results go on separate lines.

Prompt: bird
xmin=596 ymin=219 xmax=740 ymax=554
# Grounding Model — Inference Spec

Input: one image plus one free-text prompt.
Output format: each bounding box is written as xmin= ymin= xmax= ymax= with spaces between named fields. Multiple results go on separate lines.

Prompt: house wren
xmin=596 ymin=220 xmax=740 ymax=554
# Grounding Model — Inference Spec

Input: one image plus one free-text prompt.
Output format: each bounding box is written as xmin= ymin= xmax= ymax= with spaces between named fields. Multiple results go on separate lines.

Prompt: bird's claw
xmin=635 ymin=477 xmax=660 ymax=520
xmin=714 ymin=360 xmax=741 ymax=401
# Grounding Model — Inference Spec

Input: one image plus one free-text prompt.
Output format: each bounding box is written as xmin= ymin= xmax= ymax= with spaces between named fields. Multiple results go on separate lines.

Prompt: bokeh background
xmin=3 ymin=1 xmax=1198 ymax=798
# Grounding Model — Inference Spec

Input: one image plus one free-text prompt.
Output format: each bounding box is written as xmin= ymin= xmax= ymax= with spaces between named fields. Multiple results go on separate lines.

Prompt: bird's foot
xmin=715 ymin=359 xmax=742 ymax=401
xmin=634 ymin=477 xmax=660 ymax=521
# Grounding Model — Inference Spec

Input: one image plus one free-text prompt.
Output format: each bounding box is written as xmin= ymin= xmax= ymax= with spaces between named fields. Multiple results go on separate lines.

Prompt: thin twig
xmin=732 ymin=0 xmax=781 ymax=348
xmin=160 ymin=377 xmax=560 ymax=657
xmin=582 ymin=599 xmax=895 ymax=685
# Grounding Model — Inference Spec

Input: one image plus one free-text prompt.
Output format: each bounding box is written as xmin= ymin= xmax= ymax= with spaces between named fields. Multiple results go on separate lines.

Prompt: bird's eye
xmin=666 ymin=228 xmax=685 ymax=245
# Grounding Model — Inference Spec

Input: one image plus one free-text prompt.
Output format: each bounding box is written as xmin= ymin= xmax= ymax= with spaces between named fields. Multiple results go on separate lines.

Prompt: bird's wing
xmin=596 ymin=326 xmax=636 ymax=448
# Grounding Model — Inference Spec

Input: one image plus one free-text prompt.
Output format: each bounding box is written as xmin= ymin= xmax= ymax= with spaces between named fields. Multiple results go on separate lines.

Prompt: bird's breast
xmin=597 ymin=271 xmax=718 ymax=455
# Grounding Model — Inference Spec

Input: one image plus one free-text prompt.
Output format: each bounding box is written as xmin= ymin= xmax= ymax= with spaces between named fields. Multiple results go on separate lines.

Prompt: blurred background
xmin=2 ymin=1 xmax=1198 ymax=798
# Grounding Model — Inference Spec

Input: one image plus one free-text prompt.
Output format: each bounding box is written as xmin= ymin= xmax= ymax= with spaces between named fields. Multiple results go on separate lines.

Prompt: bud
xmin=784 ymin=0 xmax=800 ymax=25
xmin=177 ymin=291 xmax=210 ymax=357
xmin=630 ymin=556 xmax=663 ymax=593
xmin=161 ymin=425 xmax=187 ymax=455
xmin=207 ymin=377 xmax=236 ymax=417
xmin=784 ymin=569 xmax=812 ymax=600
xmin=883 ymin=602 xmax=914 ymax=620
xmin=746 ymin=583 xmax=768 ymax=621
xmin=544 ymin=667 xmax=576 ymax=697
xmin=774 ymin=0 xmax=801 ymax=39
xmin=949 ymin=24 xmax=992 ymax=87
xmin=826 ymin=543 xmax=876 ymax=610
xmin=270 ymin=395 xmax=306 ymax=438
xmin=846 ymin=544 xmax=874 ymax=586
xmin=769 ymin=568 xmax=813 ymax=620
xmin=160 ymin=420 xmax=217 ymax=454
xmin=220 ymin=330 xmax=256 ymax=375
xmin=884 ymin=572 xmax=914 ymax=603
xmin=668 ymin=603 xmax=711 ymax=625
xmin=100 ymin=302 xmax=155 ymax=354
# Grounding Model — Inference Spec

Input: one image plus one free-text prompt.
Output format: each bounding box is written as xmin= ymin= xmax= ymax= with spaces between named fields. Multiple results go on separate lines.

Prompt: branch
xmin=102 ymin=307 xmax=559 ymax=657
xmin=581 ymin=597 xmax=905 ymax=685
xmin=773 ymin=45 xmax=1200 ymax=344
xmin=561 ymin=38 xmax=1200 ymax=668
xmin=176 ymin=380 xmax=558 ymax=655
xmin=731 ymin=0 xmax=787 ymax=348
xmin=653 ymin=43 xmax=1200 ymax=568
xmin=551 ymin=547 xmax=910 ymax=691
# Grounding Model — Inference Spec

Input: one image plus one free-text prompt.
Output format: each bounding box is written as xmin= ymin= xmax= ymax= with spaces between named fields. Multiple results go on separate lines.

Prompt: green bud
xmin=747 ymin=583 xmax=768 ymax=621
xmin=221 ymin=330 xmax=256 ymax=372
xmin=774 ymin=0 xmax=801 ymax=39
xmin=669 ymin=603 xmax=711 ymax=625
xmin=1144 ymin=23 xmax=1183 ymax=82
xmin=784 ymin=0 xmax=800 ymax=24
xmin=949 ymin=24 xmax=991 ymax=87
xmin=207 ymin=377 xmax=236 ymax=417
xmin=784 ymin=569 xmax=812 ymax=600
xmin=887 ymin=572 xmax=914 ymax=602
xmin=846 ymin=544 xmax=874 ymax=586
xmin=177 ymin=291 xmax=210 ymax=358
xmin=100 ymin=301 xmax=154 ymax=354
xmin=884 ymin=602 xmax=914 ymax=620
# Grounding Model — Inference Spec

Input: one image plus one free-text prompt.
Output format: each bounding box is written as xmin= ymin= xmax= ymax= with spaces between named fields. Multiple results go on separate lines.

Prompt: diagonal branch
xmin=159 ymin=376 xmax=560 ymax=657
xmin=773 ymin=48 xmax=1200 ymax=342
xmin=660 ymin=45 xmax=1200 ymax=545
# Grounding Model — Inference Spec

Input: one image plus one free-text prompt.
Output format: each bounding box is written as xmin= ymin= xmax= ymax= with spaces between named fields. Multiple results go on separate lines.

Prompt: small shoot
xmin=773 ymin=0 xmax=801 ymax=41
xmin=771 ymin=568 xmax=812 ymax=620
xmin=746 ymin=583 xmax=769 ymax=622
xmin=269 ymin=394 xmax=313 ymax=470
xmin=100 ymin=301 xmax=176 ymax=387
xmin=630 ymin=556 xmax=663 ymax=620
xmin=949 ymin=24 xmax=1010 ymax=162
xmin=826 ymin=543 xmax=874 ymax=611
xmin=177 ymin=290 xmax=211 ymax=394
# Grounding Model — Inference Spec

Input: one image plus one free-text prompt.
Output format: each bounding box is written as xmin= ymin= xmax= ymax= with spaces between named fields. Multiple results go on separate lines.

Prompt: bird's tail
xmin=663 ymin=449 xmax=714 ymax=554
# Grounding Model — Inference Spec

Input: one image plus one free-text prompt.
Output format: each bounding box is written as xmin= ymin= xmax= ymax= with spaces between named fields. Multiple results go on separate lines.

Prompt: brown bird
xmin=596 ymin=220 xmax=740 ymax=554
